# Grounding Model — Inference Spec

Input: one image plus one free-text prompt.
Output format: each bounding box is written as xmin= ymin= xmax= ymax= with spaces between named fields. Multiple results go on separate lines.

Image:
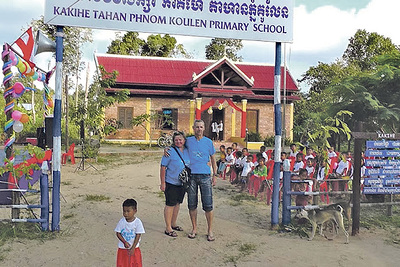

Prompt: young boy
xmin=294 ymin=169 xmax=312 ymax=207
xmin=115 ymin=199 xmax=145 ymax=267
xmin=217 ymin=145 xmax=227 ymax=176
xmin=293 ymin=153 xmax=305 ymax=174
xmin=232 ymin=151 xmax=244 ymax=184
xmin=305 ymin=158 xmax=315 ymax=178
xmin=240 ymin=154 xmax=254 ymax=192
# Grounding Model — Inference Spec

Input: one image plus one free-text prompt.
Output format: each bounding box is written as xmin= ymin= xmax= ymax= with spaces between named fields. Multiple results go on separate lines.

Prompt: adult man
xmin=217 ymin=120 xmax=223 ymax=141
xmin=211 ymin=121 xmax=218 ymax=141
xmin=186 ymin=120 xmax=218 ymax=241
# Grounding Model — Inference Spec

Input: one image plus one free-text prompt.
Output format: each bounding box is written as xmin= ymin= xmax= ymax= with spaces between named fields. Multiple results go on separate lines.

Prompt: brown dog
xmin=296 ymin=205 xmax=349 ymax=244
xmin=324 ymin=201 xmax=351 ymax=221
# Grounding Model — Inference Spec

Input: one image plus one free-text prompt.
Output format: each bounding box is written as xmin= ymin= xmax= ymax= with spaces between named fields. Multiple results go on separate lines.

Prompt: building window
xmin=247 ymin=109 xmax=259 ymax=133
xmin=158 ymin=108 xmax=178 ymax=130
xmin=118 ymin=107 xmax=133 ymax=129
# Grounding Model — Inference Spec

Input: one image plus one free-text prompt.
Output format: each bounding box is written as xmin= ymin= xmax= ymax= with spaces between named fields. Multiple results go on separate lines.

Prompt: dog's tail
xmin=335 ymin=204 xmax=344 ymax=214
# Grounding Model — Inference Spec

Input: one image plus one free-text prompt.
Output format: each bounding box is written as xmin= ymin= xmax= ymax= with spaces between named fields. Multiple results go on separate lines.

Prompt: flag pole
xmin=271 ymin=42 xmax=282 ymax=228
xmin=51 ymin=26 xmax=64 ymax=231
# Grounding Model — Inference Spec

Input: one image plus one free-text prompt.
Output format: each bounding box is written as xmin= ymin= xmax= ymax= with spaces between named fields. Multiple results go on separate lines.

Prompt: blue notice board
xmin=363 ymin=139 xmax=400 ymax=195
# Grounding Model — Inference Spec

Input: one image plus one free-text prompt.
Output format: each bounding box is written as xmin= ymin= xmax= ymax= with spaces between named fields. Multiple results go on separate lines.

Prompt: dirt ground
xmin=1 ymin=152 xmax=400 ymax=267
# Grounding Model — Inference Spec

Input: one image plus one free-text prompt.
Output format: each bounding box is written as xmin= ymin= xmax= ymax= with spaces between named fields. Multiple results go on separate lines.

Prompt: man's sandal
xmin=188 ymin=232 xmax=197 ymax=239
xmin=207 ymin=234 xmax=215 ymax=242
xmin=172 ymin=226 xmax=183 ymax=231
xmin=164 ymin=230 xmax=177 ymax=237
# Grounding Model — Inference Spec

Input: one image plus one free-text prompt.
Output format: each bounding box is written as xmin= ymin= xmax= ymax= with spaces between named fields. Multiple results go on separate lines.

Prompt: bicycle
xmin=157 ymin=132 xmax=173 ymax=147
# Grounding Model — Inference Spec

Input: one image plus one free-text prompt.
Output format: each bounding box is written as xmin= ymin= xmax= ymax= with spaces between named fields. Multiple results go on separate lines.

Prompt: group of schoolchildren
xmin=217 ymin=143 xmax=277 ymax=205
xmin=217 ymin=142 xmax=357 ymax=207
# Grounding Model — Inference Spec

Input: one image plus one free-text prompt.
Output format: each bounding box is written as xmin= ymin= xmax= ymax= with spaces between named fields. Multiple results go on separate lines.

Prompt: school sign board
xmin=44 ymin=0 xmax=294 ymax=42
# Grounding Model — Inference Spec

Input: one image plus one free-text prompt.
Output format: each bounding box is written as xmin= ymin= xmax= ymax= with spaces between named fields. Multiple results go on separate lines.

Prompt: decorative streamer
xmin=2 ymin=46 xmax=15 ymax=162
xmin=43 ymin=82 xmax=53 ymax=116
xmin=4 ymin=133 xmax=15 ymax=149
xmin=4 ymin=119 xmax=14 ymax=131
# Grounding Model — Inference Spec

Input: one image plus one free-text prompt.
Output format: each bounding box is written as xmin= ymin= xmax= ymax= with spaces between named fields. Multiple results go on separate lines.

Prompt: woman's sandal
xmin=164 ymin=230 xmax=177 ymax=237
xmin=172 ymin=226 xmax=183 ymax=231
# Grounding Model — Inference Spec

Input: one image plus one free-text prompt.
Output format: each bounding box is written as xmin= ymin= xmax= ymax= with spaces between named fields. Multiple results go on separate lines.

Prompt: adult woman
xmin=160 ymin=131 xmax=190 ymax=237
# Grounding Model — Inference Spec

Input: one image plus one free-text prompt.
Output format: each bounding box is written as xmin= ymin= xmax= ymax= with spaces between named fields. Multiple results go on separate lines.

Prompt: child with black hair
xmin=240 ymin=154 xmax=254 ymax=192
xmin=232 ymin=151 xmax=244 ymax=184
xmin=115 ymin=198 xmax=145 ymax=267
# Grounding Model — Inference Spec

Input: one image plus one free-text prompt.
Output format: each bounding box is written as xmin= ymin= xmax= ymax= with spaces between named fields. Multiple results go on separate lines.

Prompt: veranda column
xmin=189 ymin=99 xmax=195 ymax=134
xmin=145 ymin=98 xmax=151 ymax=142
xmin=289 ymin=103 xmax=294 ymax=141
xmin=231 ymin=106 xmax=236 ymax=138
xmin=195 ymin=97 xmax=202 ymax=120
xmin=241 ymin=99 xmax=247 ymax=138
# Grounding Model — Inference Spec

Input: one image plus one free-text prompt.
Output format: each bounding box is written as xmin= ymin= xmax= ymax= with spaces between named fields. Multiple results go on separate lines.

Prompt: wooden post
xmin=65 ymin=75 xmax=69 ymax=150
xmin=352 ymin=122 xmax=362 ymax=236
xmin=387 ymin=194 xmax=393 ymax=216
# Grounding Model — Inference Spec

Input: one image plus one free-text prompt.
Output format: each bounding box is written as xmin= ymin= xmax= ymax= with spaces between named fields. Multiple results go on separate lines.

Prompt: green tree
xmin=343 ymin=29 xmax=399 ymax=71
xmin=70 ymin=66 xmax=130 ymax=140
xmin=107 ymin=32 xmax=191 ymax=58
xmin=295 ymin=29 xmax=400 ymax=148
xmin=328 ymin=51 xmax=400 ymax=133
xmin=107 ymin=32 xmax=144 ymax=55
xmin=205 ymin=38 xmax=243 ymax=61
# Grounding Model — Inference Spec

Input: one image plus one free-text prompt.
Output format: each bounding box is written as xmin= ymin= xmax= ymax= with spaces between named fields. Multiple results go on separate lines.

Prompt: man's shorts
xmin=164 ymin=182 xmax=185 ymax=206
xmin=188 ymin=174 xmax=213 ymax=212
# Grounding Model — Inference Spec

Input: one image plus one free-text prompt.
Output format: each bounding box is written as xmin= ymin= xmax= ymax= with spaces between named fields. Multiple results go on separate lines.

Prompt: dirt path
xmin=1 ymin=155 xmax=400 ymax=266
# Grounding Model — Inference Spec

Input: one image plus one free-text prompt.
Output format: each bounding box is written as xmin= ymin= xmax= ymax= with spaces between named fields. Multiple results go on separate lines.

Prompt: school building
xmin=95 ymin=54 xmax=300 ymax=144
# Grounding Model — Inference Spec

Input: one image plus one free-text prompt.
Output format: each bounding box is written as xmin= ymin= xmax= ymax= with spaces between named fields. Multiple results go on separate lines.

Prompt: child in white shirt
xmin=115 ymin=198 xmax=145 ymax=267
xmin=240 ymin=155 xmax=255 ymax=191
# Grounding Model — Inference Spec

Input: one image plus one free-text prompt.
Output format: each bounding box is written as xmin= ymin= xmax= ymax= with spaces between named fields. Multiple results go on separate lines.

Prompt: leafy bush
xmin=246 ymin=131 xmax=262 ymax=142
xmin=263 ymin=135 xmax=275 ymax=146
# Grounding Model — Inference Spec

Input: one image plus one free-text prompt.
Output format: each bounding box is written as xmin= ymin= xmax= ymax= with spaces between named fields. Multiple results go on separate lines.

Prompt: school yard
xmin=1 ymin=148 xmax=400 ymax=266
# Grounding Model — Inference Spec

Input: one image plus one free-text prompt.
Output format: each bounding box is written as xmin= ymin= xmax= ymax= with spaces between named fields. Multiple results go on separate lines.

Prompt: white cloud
xmin=292 ymin=5 xmax=357 ymax=53
xmin=356 ymin=0 xmax=400 ymax=44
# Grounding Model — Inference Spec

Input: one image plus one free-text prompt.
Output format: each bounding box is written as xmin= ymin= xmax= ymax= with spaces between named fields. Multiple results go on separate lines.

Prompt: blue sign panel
xmin=365 ymin=159 xmax=400 ymax=167
xmin=363 ymin=187 xmax=400 ymax=194
xmin=365 ymin=150 xmax=400 ymax=157
xmin=366 ymin=140 xmax=400 ymax=149
xmin=365 ymin=168 xmax=400 ymax=176
xmin=364 ymin=177 xmax=400 ymax=186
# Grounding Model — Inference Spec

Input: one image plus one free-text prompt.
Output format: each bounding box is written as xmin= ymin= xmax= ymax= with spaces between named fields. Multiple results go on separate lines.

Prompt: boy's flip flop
xmin=165 ymin=230 xmax=177 ymax=237
xmin=188 ymin=232 xmax=197 ymax=239
xmin=172 ymin=226 xmax=183 ymax=231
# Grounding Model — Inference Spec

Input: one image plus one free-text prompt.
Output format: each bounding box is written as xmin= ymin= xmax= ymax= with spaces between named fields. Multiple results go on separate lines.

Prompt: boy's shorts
xmin=117 ymin=247 xmax=142 ymax=267
xmin=164 ymin=182 xmax=185 ymax=206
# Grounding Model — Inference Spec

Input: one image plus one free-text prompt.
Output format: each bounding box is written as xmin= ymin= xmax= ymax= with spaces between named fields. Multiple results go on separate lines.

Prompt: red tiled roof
xmin=95 ymin=54 xmax=298 ymax=91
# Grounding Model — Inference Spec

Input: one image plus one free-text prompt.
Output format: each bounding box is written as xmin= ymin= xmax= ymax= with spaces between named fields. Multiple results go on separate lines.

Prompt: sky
xmin=1 ymin=0 xmax=399 ymax=92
